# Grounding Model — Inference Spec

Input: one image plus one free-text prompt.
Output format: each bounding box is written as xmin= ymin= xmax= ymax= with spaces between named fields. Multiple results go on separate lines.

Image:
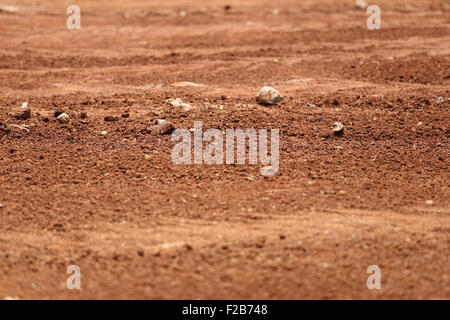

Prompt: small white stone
xmin=260 ymin=166 xmax=277 ymax=176
xmin=425 ymin=200 xmax=433 ymax=205
xmin=173 ymin=81 xmax=204 ymax=87
xmin=256 ymin=86 xmax=283 ymax=105
xmin=167 ymin=98 xmax=193 ymax=111
xmin=437 ymin=97 xmax=443 ymax=104
xmin=100 ymin=131 xmax=107 ymax=135
xmin=21 ymin=102 xmax=28 ymax=109
xmin=56 ymin=113 xmax=70 ymax=124
xmin=167 ymin=98 xmax=183 ymax=107
xmin=0 ymin=5 xmax=20 ymax=12
xmin=355 ymin=0 xmax=368 ymax=9
xmin=333 ymin=122 xmax=344 ymax=135
xmin=179 ymin=10 xmax=187 ymax=16
xmin=153 ymin=241 xmax=192 ymax=255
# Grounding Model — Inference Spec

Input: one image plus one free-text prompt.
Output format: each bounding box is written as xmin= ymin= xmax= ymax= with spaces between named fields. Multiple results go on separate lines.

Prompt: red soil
xmin=0 ymin=0 xmax=449 ymax=299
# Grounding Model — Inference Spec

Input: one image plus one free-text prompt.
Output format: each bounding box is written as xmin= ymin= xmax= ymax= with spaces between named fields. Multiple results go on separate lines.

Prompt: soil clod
xmin=146 ymin=119 xmax=175 ymax=135
xmin=104 ymin=116 xmax=119 ymax=122
xmin=12 ymin=103 xmax=31 ymax=120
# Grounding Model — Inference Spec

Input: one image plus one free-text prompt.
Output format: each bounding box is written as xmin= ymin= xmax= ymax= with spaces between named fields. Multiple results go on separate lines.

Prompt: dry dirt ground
xmin=0 ymin=0 xmax=449 ymax=299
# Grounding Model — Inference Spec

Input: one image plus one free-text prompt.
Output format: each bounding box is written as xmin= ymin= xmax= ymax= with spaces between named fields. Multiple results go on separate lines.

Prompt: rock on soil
xmin=56 ymin=113 xmax=70 ymax=124
xmin=12 ymin=103 xmax=31 ymax=120
xmin=54 ymin=110 xmax=65 ymax=118
xmin=7 ymin=124 xmax=30 ymax=134
xmin=0 ymin=5 xmax=20 ymax=12
xmin=152 ymin=241 xmax=192 ymax=256
xmin=260 ymin=166 xmax=277 ymax=176
xmin=355 ymin=0 xmax=368 ymax=9
xmin=15 ymin=109 xmax=31 ymax=120
xmin=256 ymin=86 xmax=283 ymax=105
xmin=333 ymin=122 xmax=344 ymax=136
xmin=167 ymin=98 xmax=193 ymax=111
xmin=146 ymin=119 xmax=175 ymax=135
xmin=172 ymin=81 xmax=204 ymax=87
xmin=104 ymin=116 xmax=119 ymax=122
